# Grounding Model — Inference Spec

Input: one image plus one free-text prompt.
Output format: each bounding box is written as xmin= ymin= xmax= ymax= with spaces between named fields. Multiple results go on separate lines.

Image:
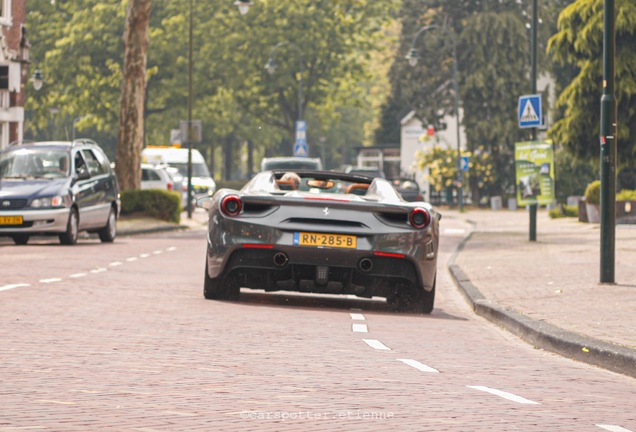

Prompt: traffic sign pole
xmin=294 ymin=120 xmax=308 ymax=157
xmin=529 ymin=0 xmax=538 ymax=242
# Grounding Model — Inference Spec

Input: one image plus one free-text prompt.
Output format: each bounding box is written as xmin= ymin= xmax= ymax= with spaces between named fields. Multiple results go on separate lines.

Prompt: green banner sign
xmin=514 ymin=141 xmax=555 ymax=206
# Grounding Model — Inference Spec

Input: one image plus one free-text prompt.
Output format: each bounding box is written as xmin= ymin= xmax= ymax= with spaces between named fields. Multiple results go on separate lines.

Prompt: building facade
xmin=400 ymin=109 xmax=466 ymax=203
xmin=0 ymin=0 xmax=29 ymax=149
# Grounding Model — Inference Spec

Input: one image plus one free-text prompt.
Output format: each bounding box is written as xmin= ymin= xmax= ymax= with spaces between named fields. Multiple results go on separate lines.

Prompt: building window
xmin=0 ymin=65 xmax=8 ymax=90
xmin=0 ymin=0 xmax=12 ymax=26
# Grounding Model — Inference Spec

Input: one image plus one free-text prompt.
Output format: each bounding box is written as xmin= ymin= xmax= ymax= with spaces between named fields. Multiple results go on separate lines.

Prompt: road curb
xmin=449 ymin=229 xmax=636 ymax=379
xmin=118 ymin=224 xmax=190 ymax=237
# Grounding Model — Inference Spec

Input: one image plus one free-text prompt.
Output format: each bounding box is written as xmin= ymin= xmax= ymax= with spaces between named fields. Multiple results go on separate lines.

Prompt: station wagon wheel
xmin=12 ymin=234 xmax=30 ymax=245
xmin=59 ymin=208 xmax=79 ymax=245
xmin=203 ymin=260 xmax=240 ymax=301
xmin=98 ymin=207 xmax=117 ymax=243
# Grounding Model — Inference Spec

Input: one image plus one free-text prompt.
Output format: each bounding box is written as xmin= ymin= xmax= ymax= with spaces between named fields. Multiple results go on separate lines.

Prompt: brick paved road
xmin=1 ymin=221 xmax=634 ymax=431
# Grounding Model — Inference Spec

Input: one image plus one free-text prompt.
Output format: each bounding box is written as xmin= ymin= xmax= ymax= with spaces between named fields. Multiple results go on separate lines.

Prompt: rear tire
xmin=12 ymin=235 xmax=30 ymax=245
xmin=204 ymin=260 xmax=240 ymax=300
xmin=98 ymin=207 xmax=117 ymax=243
xmin=419 ymin=276 xmax=436 ymax=315
xmin=388 ymin=277 xmax=436 ymax=314
xmin=59 ymin=208 xmax=79 ymax=245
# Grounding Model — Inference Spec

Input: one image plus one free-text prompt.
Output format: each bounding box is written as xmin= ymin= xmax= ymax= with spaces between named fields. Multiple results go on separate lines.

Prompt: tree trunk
xmin=115 ymin=0 xmax=151 ymax=191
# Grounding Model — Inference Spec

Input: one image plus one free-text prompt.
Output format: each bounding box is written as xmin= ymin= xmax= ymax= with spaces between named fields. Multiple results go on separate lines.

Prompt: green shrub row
xmin=120 ymin=189 xmax=182 ymax=223
xmin=584 ymin=180 xmax=636 ymax=205
xmin=548 ymin=204 xmax=579 ymax=219
xmin=617 ymin=189 xmax=636 ymax=201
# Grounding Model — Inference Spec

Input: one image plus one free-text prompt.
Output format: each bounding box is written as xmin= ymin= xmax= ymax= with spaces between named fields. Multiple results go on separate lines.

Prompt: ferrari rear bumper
xmin=209 ymin=246 xmax=436 ymax=298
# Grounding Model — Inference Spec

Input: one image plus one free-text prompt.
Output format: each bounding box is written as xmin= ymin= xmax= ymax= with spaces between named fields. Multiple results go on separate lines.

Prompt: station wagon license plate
xmin=294 ymin=232 xmax=357 ymax=249
xmin=0 ymin=216 xmax=23 ymax=225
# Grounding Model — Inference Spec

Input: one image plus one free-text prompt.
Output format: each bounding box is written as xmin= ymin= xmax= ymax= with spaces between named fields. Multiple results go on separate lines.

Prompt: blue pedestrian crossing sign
xmin=294 ymin=120 xmax=308 ymax=157
xmin=518 ymin=94 xmax=542 ymax=128
xmin=460 ymin=156 xmax=469 ymax=172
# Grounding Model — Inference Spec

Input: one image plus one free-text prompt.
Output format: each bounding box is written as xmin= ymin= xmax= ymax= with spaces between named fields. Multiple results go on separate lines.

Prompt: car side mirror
xmin=196 ymin=196 xmax=212 ymax=210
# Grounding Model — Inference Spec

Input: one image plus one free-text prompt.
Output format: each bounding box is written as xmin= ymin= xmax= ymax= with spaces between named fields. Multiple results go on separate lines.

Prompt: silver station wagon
xmin=0 ymin=140 xmax=120 ymax=245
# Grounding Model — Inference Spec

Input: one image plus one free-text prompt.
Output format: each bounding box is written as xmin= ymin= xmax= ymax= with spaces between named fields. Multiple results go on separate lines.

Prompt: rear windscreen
xmin=264 ymin=161 xmax=320 ymax=170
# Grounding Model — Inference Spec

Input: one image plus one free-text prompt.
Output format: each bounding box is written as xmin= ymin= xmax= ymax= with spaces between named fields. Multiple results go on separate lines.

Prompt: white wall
xmin=400 ymin=110 xmax=465 ymax=201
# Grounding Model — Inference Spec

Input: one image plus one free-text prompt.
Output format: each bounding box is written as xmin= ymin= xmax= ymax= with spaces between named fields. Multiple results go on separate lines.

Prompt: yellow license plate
xmin=0 ymin=216 xmax=23 ymax=225
xmin=294 ymin=232 xmax=357 ymax=249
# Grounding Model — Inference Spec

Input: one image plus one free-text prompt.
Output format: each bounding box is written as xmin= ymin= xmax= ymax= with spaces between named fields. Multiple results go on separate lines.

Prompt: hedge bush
xmin=120 ymin=189 xmax=182 ymax=223
xmin=548 ymin=204 xmax=578 ymax=219
xmin=584 ymin=180 xmax=601 ymax=205
xmin=617 ymin=189 xmax=636 ymax=201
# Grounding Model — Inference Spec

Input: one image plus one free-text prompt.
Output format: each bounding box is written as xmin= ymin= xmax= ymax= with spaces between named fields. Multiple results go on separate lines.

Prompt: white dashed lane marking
xmin=90 ymin=268 xmax=107 ymax=274
xmin=362 ymin=339 xmax=391 ymax=351
xmin=39 ymin=278 xmax=62 ymax=284
xmin=350 ymin=313 xmax=365 ymax=320
xmin=2 ymin=246 xmax=177 ymax=293
xmin=444 ymin=228 xmax=466 ymax=235
xmin=397 ymin=358 xmax=439 ymax=373
xmin=467 ymin=385 xmax=540 ymax=405
xmin=352 ymin=324 xmax=368 ymax=333
xmin=596 ymin=425 xmax=634 ymax=432
xmin=0 ymin=283 xmax=30 ymax=292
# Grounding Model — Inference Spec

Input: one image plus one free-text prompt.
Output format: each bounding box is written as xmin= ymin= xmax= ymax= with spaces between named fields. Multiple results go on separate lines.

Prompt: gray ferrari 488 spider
xmin=198 ymin=169 xmax=441 ymax=314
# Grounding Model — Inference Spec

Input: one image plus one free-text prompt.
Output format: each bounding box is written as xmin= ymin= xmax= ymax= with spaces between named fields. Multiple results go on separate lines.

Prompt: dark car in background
xmin=198 ymin=169 xmax=441 ymax=314
xmin=0 ymin=140 xmax=120 ymax=245
xmin=392 ymin=178 xmax=424 ymax=202
xmin=343 ymin=165 xmax=386 ymax=179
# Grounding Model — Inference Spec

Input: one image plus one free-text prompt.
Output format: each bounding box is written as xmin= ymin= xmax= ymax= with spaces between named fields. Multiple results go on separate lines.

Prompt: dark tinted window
xmin=0 ymin=66 xmax=8 ymax=90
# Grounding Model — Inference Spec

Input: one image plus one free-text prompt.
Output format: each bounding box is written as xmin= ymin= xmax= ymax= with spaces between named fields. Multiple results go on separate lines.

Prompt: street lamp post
xmin=265 ymin=41 xmax=305 ymax=153
xmin=600 ymin=0 xmax=616 ymax=283
xmin=31 ymin=69 xmax=44 ymax=91
xmin=233 ymin=0 xmax=253 ymax=15
xmin=185 ymin=0 xmax=251 ymax=219
xmin=406 ymin=24 xmax=463 ymax=212
xmin=186 ymin=0 xmax=194 ymax=218
xmin=72 ymin=116 xmax=82 ymax=141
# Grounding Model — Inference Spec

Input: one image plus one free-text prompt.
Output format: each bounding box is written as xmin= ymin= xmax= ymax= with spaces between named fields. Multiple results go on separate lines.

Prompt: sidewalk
xmin=445 ymin=207 xmax=636 ymax=379
xmin=117 ymin=208 xmax=208 ymax=236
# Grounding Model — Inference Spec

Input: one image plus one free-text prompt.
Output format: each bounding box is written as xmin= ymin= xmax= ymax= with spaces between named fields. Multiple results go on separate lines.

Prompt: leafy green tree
xmin=27 ymin=1 xmax=126 ymax=137
xmin=379 ymin=1 xmax=579 ymax=202
xmin=223 ymin=0 xmax=400 ymax=152
xmin=547 ymin=0 xmax=636 ymax=166
xmin=459 ymin=11 xmax=530 ymax=199
xmin=416 ymin=141 xmax=496 ymax=201
xmin=26 ymin=1 xmax=399 ymax=179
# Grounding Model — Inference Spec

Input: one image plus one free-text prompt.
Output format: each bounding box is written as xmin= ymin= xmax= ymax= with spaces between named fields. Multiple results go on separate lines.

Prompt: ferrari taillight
xmin=409 ymin=208 xmax=430 ymax=229
xmin=221 ymin=195 xmax=242 ymax=217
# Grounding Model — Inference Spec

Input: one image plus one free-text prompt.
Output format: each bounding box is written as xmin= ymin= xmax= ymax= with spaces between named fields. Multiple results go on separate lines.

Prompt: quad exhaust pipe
xmin=358 ymin=258 xmax=373 ymax=272
xmin=273 ymin=252 xmax=289 ymax=267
